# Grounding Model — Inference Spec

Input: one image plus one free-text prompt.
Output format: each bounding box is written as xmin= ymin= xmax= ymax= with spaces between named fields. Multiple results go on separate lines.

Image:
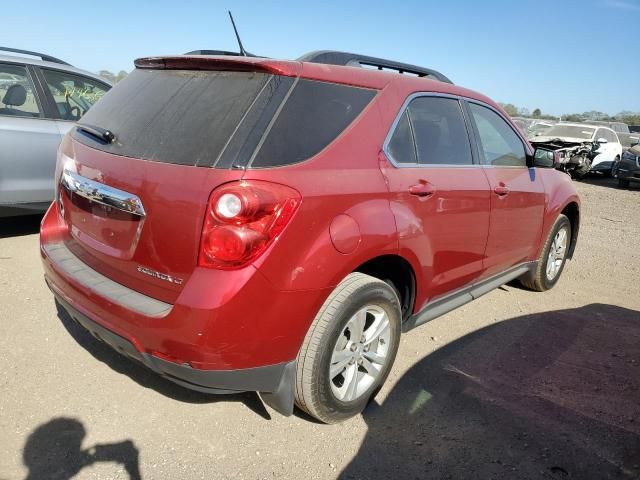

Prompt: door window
xmin=386 ymin=95 xmax=472 ymax=166
xmin=469 ymin=103 xmax=526 ymax=167
xmin=0 ymin=63 xmax=41 ymax=118
xmin=41 ymin=69 xmax=109 ymax=121
xmin=387 ymin=110 xmax=417 ymax=164
xmin=409 ymin=97 xmax=473 ymax=165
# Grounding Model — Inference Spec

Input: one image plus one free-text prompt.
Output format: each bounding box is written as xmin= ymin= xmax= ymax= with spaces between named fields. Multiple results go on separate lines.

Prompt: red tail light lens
xmin=198 ymin=181 xmax=301 ymax=269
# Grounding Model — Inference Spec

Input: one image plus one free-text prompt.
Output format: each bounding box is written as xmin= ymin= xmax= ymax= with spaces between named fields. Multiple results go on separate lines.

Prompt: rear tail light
xmin=198 ymin=181 xmax=301 ymax=269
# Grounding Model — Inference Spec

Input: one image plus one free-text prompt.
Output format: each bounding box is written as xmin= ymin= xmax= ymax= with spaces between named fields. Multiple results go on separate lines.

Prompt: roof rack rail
xmin=185 ymin=49 xmax=244 ymax=57
xmin=298 ymin=50 xmax=453 ymax=84
xmin=184 ymin=49 xmax=260 ymax=58
xmin=0 ymin=47 xmax=71 ymax=66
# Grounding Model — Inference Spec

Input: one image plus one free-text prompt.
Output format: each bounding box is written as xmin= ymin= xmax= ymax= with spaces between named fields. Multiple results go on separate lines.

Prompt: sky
xmin=5 ymin=0 xmax=639 ymax=116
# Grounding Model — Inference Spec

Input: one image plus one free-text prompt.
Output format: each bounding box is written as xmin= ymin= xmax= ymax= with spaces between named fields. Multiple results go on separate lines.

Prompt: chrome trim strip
xmin=383 ymin=92 xmax=475 ymax=169
xmin=382 ymin=92 xmax=531 ymax=169
xmin=61 ymin=169 xmax=146 ymax=217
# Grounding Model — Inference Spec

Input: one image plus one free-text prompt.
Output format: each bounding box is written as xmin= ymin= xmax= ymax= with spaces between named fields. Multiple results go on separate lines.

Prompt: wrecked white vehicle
xmin=530 ymin=123 xmax=622 ymax=178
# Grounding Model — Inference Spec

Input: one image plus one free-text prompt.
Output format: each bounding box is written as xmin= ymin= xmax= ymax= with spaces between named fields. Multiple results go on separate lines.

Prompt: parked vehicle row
xmin=530 ymin=123 xmax=623 ymax=178
xmin=40 ymin=49 xmax=580 ymax=423
xmin=0 ymin=47 xmax=111 ymax=217
xmin=587 ymin=120 xmax=640 ymax=153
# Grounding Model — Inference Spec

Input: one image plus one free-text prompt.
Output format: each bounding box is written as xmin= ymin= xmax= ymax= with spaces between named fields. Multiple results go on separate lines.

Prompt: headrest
xmin=3 ymin=84 xmax=27 ymax=107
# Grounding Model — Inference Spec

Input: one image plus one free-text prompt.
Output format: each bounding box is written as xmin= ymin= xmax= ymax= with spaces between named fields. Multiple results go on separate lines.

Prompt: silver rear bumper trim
xmin=44 ymin=242 xmax=171 ymax=317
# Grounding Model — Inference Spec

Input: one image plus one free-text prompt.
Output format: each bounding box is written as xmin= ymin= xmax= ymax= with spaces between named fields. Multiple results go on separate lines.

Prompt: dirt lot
xmin=0 ymin=177 xmax=638 ymax=480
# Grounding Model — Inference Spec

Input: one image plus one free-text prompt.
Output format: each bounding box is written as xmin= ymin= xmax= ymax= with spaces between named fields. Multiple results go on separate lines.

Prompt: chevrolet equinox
xmin=40 ymin=51 xmax=580 ymax=423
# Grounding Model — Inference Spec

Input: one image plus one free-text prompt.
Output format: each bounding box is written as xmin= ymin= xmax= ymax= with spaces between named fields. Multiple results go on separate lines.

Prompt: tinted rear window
xmin=73 ymin=69 xmax=275 ymax=166
xmin=73 ymin=69 xmax=376 ymax=169
xmin=250 ymin=79 xmax=376 ymax=167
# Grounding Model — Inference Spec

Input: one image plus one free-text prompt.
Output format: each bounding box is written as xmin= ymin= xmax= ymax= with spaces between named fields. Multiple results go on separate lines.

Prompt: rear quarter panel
xmin=245 ymin=88 xmax=400 ymax=292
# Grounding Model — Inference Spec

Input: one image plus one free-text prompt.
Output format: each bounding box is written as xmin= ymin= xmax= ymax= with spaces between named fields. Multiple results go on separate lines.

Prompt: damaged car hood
xmin=530 ymin=136 xmax=592 ymax=146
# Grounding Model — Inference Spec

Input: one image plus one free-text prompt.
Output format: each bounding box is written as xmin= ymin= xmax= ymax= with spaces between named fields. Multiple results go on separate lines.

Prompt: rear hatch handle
xmin=61 ymin=170 xmax=146 ymax=217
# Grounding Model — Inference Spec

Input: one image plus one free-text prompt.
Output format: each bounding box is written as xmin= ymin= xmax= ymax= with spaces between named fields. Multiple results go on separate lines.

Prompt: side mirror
xmin=596 ymin=137 xmax=608 ymax=144
xmin=530 ymin=148 xmax=557 ymax=168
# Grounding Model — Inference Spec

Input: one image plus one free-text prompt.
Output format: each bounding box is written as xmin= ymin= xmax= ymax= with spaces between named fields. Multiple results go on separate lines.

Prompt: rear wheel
xmin=520 ymin=214 xmax=571 ymax=292
xmin=295 ymin=273 xmax=401 ymax=423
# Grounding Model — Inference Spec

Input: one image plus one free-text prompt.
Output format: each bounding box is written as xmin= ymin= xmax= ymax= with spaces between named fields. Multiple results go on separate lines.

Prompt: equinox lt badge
xmin=137 ymin=266 xmax=184 ymax=285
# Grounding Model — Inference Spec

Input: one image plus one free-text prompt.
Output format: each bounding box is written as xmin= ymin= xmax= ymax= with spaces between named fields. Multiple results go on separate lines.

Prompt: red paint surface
xmin=329 ymin=214 xmax=361 ymax=254
xmin=41 ymin=56 xmax=580 ymax=372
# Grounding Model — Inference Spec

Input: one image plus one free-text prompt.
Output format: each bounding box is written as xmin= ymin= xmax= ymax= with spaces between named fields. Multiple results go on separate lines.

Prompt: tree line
xmin=94 ymin=73 xmax=640 ymax=126
xmin=498 ymin=103 xmax=640 ymax=125
xmin=97 ymin=70 xmax=128 ymax=83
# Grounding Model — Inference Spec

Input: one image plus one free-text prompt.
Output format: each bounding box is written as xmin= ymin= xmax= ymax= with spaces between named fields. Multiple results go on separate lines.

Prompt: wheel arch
xmin=352 ymin=254 xmax=417 ymax=322
xmin=561 ymin=201 xmax=580 ymax=259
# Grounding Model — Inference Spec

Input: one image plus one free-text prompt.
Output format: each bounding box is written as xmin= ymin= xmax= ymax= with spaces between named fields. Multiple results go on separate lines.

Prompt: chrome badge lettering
xmin=137 ymin=266 xmax=184 ymax=285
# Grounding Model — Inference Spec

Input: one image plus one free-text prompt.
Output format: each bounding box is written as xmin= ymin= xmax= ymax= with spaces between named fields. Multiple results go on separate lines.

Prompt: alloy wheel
xmin=329 ymin=305 xmax=391 ymax=402
xmin=546 ymin=226 xmax=568 ymax=281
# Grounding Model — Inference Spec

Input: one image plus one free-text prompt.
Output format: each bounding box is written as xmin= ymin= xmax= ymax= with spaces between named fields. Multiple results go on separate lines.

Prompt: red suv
xmin=41 ymin=51 xmax=580 ymax=423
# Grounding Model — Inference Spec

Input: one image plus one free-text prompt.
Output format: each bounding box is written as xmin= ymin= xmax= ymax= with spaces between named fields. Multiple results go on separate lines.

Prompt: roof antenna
xmin=228 ymin=11 xmax=252 ymax=57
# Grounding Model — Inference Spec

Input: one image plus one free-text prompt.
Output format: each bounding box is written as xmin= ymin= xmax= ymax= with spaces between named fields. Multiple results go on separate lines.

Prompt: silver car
xmin=0 ymin=47 xmax=112 ymax=217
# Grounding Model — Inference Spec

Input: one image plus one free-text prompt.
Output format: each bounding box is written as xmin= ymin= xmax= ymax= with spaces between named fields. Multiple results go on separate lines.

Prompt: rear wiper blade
xmin=76 ymin=124 xmax=116 ymax=144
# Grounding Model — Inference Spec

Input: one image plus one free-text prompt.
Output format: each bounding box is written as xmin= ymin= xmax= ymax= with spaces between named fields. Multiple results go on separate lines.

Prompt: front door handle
xmin=409 ymin=180 xmax=435 ymax=197
xmin=493 ymin=184 xmax=510 ymax=196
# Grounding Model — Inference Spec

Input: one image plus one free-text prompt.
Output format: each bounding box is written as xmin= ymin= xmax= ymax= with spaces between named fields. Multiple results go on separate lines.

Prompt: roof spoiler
xmin=134 ymin=56 xmax=300 ymax=77
xmin=299 ymin=50 xmax=453 ymax=84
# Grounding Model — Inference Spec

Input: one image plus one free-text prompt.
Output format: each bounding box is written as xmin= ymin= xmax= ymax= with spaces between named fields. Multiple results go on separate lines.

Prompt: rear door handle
xmin=409 ymin=181 xmax=436 ymax=197
xmin=493 ymin=185 xmax=510 ymax=196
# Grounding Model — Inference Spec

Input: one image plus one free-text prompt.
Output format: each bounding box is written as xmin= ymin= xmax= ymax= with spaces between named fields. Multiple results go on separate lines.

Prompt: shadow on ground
xmin=22 ymin=417 xmax=141 ymax=480
xmin=0 ymin=214 xmax=43 ymax=239
xmin=341 ymin=304 xmax=640 ymax=480
xmin=55 ymin=302 xmax=272 ymax=419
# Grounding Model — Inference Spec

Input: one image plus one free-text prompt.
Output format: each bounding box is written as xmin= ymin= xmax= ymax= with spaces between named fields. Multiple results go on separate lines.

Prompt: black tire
xmin=618 ymin=178 xmax=630 ymax=188
xmin=571 ymin=166 xmax=588 ymax=180
xmin=520 ymin=214 xmax=571 ymax=292
xmin=611 ymin=156 xmax=620 ymax=178
xmin=295 ymin=272 xmax=402 ymax=423
xmin=608 ymin=156 xmax=620 ymax=178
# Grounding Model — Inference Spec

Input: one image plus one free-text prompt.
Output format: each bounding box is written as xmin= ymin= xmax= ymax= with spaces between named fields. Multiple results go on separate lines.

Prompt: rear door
xmin=465 ymin=100 xmax=545 ymax=276
xmin=381 ymin=94 xmax=491 ymax=304
xmin=0 ymin=62 xmax=61 ymax=206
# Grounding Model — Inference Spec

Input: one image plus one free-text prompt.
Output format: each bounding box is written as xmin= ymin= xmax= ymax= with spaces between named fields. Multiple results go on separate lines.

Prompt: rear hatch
xmin=56 ymin=57 xmax=378 ymax=304
xmin=58 ymin=61 xmax=298 ymax=303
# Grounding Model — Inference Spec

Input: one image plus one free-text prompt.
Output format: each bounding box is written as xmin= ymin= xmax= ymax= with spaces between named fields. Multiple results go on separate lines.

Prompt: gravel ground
xmin=0 ymin=177 xmax=638 ymax=480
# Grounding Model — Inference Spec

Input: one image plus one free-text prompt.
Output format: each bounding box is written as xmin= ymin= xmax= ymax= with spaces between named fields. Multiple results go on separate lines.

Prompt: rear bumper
xmin=40 ymin=202 xmax=329 ymax=376
xmin=614 ymin=163 xmax=640 ymax=181
xmin=0 ymin=202 xmax=51 ymax=217
xmin=53 ymin=291 xmax=292 ymax=394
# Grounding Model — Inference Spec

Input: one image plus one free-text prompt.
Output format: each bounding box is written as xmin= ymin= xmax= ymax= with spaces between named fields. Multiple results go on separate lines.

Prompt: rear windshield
xmin=73 ymin=68 xmax=376 ymax=168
